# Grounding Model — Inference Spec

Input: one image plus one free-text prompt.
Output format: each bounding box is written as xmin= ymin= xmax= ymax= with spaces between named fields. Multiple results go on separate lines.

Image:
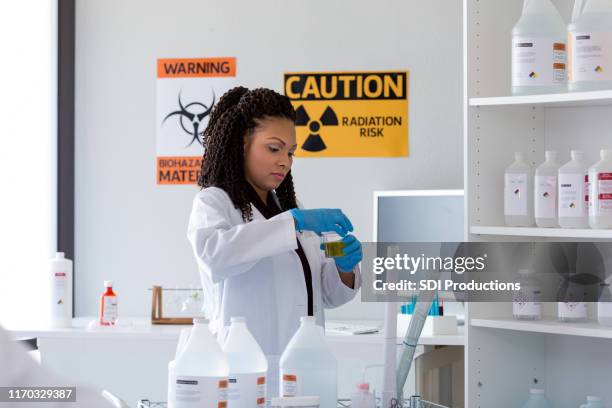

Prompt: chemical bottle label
xmin=569 ymin=32 xmax=612 ymax=82
xmin=281 ymin=373 xmax=298 ymax=397
xmin=512 ymin=37 xmax=566 ymax=86
xmin=168 ymin=375 xmax=228 ymax=408
xmin=559 ymin=174 xmax=587 ymax=217
xmin=226 ymin=373 xmax=266 ymax=407
xmin=102 ymin=297 xmax=118 ymax=323
xmin=51 ymin=272 xmax=68 ymax=319
xmin=513 ymin=285 xmax=542 ymax=317
xmin=598 ymin=173 xmax=612 ymax=213
xmin=558 ymin=302 xmax=588 ymax=318
xmin=505 ymin=173 xmax=528 ymax=216
xmin=535 ymin=175 xmax=557 ymax=218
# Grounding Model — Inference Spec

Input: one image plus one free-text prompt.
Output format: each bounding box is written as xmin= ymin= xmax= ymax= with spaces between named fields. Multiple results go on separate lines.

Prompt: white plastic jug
xmin=521 ymin=389 xmax=553 ymax=408
xmin=222 ymin=317 xmax=268 ymax=408
xmin=569 ymin=0 xmax=612 ymax=91
xmin=588 ymin=149 xmax=612 ymax=228
xmin=535 ymin=151 xmax=561 ymax=227
xmin=279 ymin=316 xmax=337 ymax=408
xmin=505 ymin=152 xmax=535 ymax=226
xmin=512 ymin=0 xmax=567 ymax=95
xmin=168 ymin=318 xmax=230 ymax=408
xmin=558 ymin=150 xmax=590 ymax=228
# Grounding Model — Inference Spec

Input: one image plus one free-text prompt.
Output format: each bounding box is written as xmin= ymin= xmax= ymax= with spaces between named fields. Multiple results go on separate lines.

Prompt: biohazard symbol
xmin=294 ymin=105 xmax=338 ymax=152
xmin=163 ymin=91 xmax=216 ymax=148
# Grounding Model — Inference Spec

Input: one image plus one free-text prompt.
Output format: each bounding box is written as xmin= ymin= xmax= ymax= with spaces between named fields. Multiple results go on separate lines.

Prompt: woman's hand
xmin=290 ymin=208 xmax=354 ymax=236
xmin=333 ymin=234 xmax=363 ymax=272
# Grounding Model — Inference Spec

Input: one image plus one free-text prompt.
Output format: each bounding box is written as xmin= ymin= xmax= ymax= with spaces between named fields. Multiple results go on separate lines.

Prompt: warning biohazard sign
xmin=284 ymin=71 xmax=408 ymax=157
xmin=156 ymin=57 xmax=236 ymax=184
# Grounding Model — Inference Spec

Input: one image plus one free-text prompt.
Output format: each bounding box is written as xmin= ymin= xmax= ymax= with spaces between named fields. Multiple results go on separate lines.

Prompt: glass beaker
xmin=321 ymin=232 xmax=345 ymax=258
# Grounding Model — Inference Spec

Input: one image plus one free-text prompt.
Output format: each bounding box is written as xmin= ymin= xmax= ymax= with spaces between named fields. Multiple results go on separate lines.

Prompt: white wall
xmin=75 ymin=0 xmax=463 ymax=319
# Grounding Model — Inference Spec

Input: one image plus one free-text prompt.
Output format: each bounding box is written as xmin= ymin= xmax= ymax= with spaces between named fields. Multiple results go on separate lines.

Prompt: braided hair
xmin=198 ymin=86 xmax=298 ymax=222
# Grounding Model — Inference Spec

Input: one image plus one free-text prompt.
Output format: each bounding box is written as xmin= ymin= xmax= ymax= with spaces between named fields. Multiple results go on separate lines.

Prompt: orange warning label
xmin=157 ymin=156 xmax=202 ymax=185
xmin=157 ymin=58 xmax=236 ymax=78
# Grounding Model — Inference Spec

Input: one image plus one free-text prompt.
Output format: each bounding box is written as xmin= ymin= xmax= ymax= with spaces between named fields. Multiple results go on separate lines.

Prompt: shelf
xmin=470 ymin=225 xmax=612 ymax=239
xmin=469 ymin=90 xmax=612 ymax=108
xmin=471 ymin=317 xmax=612 ymax=340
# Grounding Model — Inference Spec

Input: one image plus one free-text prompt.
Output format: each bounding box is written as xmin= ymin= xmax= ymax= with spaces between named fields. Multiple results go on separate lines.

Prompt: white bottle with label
xmin=279 ymin=316 xmax=337 ymax=408
xmin=535 ymin=151 xmax=561 ymax=227
xmin=588 ymin=149 xmax=612 ymax=228
xmin=222 ymin=317 xmax=268 ymax=408
xmin=569 ymin=0 xmax=612 ymax=91
xmin=558 ymin=150 xmax=590 ymax=228
xmin=505 ymin=152 xmax=535 ymax=226
xmin=168 ymin=318 xmax=230 ymax=408
xmin=48 ymin=252 xmax=73 ymax=328
xmin=558 ymin=301 xmax=589 ymax=322
xmin=513 ymin=269 xmax=543 ymax=320
xmin=512 ymin=0 xmax=567 ymax=95
xmin=598 ymin=283 xmax=612 ymax=326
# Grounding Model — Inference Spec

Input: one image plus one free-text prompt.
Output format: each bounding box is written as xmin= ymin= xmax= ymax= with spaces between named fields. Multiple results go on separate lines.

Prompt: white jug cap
xmin=271 ymin=396 xmax=320 ymax=407
xmin=56 ymin=252 xmax=65 ymax=259
xmin=601 ymin=149 xmax=612 ymax=158
xmin=530 ymin=389 xmax=545 ymax=394
xmin=104 ymin=280 xmax=113 ymax=288
xmin=514 ymin=152 xmax=524 ymax=160
xmin=571 ymin=150 xmax=585 ymax=159
xmin=231 ymin=316 xmax=246 ymax=323
xmin=545 ymin=150 xmax=557 ymax=160
xmin=300 ymin=316 xmax=316 ymax=324
xmin=587 ymin=396 xmax=602 ymax=402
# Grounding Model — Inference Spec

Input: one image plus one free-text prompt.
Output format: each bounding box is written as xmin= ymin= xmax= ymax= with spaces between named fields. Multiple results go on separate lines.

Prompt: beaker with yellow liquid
xmin=321 ymin=232 xmax=345 ymax=258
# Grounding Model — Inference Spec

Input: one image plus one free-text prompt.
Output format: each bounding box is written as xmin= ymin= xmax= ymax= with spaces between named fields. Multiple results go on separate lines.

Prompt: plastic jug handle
xmin=572 ymin=0 xmax=586 ymax=22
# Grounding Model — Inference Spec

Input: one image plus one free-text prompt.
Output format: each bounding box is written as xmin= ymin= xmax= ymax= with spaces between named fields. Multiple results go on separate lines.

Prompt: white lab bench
xmin=7 ymin=318 xmax=464 ymax=406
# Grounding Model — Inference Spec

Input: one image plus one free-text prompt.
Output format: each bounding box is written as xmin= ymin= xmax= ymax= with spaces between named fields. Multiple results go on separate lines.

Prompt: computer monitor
xmin=374 ymin=190 xmax=464 ymax=242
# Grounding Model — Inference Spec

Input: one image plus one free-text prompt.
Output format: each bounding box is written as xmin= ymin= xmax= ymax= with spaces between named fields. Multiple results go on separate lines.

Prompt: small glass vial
xmin=321 ymin=232 xmax=344 ymax=258
xmin=513 ymin=269 xmax=542 ymax=320
xmin=100 ymin=280 xmax=118 ymax=326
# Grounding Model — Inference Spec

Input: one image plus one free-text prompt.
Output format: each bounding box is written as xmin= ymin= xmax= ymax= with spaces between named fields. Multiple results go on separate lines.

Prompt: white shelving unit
xmin=464 ymin=0 xmax=612 ymax=407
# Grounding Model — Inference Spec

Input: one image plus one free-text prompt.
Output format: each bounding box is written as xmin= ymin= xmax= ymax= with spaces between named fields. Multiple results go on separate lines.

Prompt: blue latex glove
xmin=333 ymin=234 xmax=363 ymax=272
xmin=290 ymin=208 xmax=354 ymax=236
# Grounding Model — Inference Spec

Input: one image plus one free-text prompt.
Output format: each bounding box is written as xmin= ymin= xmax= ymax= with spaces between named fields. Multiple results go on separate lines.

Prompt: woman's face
xmin=243 ymin=116 xmax=297 ymax=196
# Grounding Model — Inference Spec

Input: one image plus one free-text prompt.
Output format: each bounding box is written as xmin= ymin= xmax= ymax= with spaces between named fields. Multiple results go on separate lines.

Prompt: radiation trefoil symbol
xmin=163 ymin=91 xmax=216 ymax=148
xmin=294 ymin=105 xmax=338 ymax=152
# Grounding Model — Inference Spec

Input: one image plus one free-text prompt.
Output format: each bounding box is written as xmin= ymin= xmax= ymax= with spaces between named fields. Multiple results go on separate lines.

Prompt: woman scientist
xmin=187 ymin=86 xmax=362 ymax=394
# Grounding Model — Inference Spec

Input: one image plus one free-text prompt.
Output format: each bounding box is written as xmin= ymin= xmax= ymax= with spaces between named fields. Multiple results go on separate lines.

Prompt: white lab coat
xmin=187 ymin=186 xmax=361 ymax=394
xmin=0 ymin=325 xmax=114 ymax=408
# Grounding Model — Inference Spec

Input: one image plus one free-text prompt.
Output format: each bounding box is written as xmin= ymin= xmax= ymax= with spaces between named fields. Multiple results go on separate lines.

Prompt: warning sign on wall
xmin=284 ymin=71 xmax=408 ymax=157
xmin=156 ymin=57 xmax=236 ymax=184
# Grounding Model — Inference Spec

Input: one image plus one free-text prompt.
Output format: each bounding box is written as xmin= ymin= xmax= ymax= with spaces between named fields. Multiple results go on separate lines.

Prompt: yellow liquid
xmin=324 ymin=241 xmax=345 ymax=258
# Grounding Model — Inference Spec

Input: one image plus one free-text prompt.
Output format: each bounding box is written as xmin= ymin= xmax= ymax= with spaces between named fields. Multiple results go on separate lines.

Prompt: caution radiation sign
xmin=284 ymin=71 xmax=408 ymax=157
xmin=156 ymin=57 xmax=236 ymax=184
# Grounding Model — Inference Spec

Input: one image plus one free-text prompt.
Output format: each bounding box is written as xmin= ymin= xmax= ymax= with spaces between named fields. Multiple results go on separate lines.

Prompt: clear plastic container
xmin=569 ymin=0 xmax=612 ymax=92
xmin=168 ymin=318 xmax=230 ymax=408
xmin=222 ymin=317 xmax=268 ymax=408
xmin=535 ymin=151 xmax=560 ymax=227
xmin=558 ymin=150 xmax=590 ymax=228
xmin=580 ymin=395 xmax=606 ymax=408
xmin=505 ymin=152 xmax=535 ymax=226
xmin=522 ymin=389 xmax=553 ymax=408
xmin=512 ymin=0 xmax=567 ymax=95
xmin=279 ymin=316 xmax=337 ymax=408
xmin=598 ymin=283 xmax=612 ymax=326
xmin=588 ymin=149 xmax=612 ymax=228
xmin=513 ymin=269 xmax=543 ymax=320
xmin=270 ymin=396 xmax=320 ymax=408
